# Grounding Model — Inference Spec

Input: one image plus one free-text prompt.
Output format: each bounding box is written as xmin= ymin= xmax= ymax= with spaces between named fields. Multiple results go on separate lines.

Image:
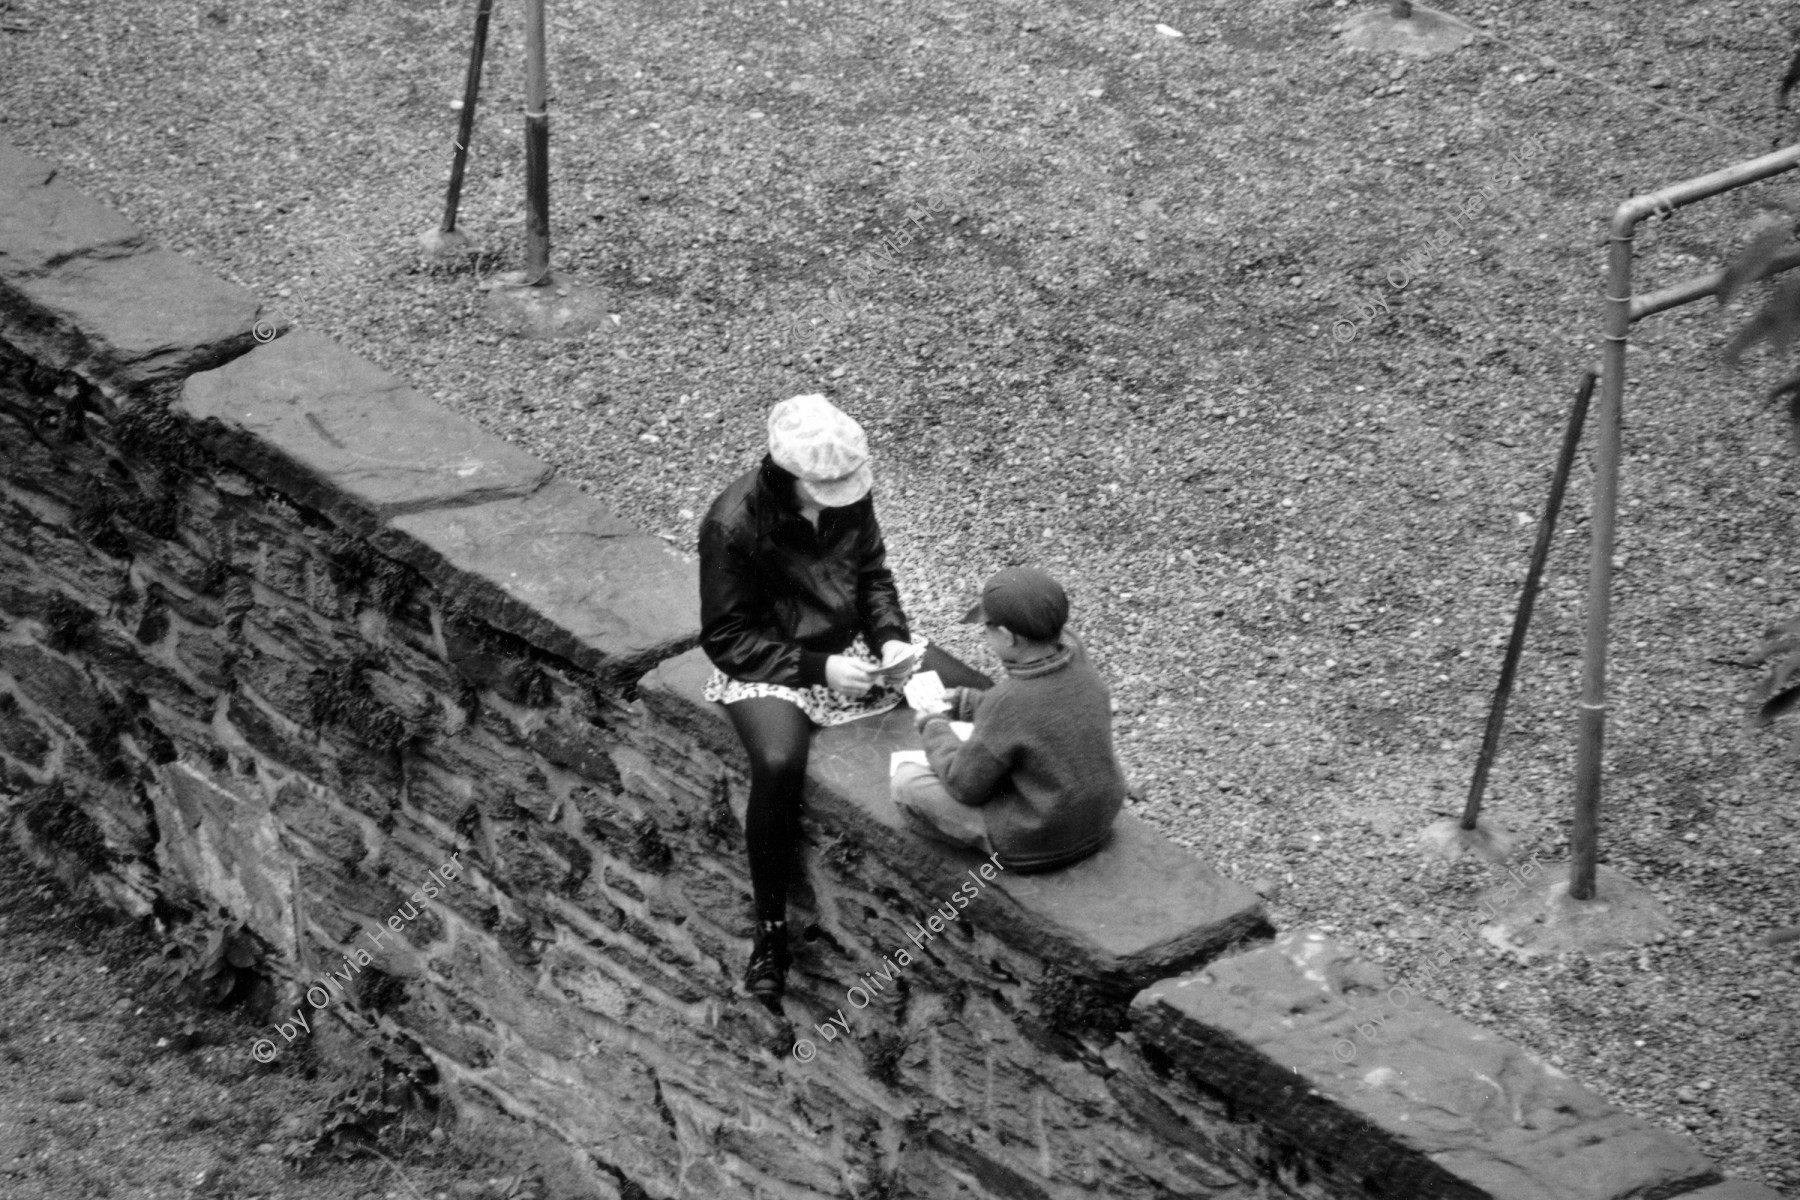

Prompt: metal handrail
xmin=1573 ymin=142 xmax=1800 ymax=900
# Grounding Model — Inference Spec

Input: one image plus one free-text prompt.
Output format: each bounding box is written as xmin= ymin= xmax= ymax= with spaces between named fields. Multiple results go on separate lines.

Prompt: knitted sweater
xmin=916 ymin=634 xmax=1125 ymax=871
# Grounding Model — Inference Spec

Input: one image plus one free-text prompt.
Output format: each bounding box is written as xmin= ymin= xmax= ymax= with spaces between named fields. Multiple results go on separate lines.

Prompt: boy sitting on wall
xmin=891 ymin=567 xmax=1126 ymax=872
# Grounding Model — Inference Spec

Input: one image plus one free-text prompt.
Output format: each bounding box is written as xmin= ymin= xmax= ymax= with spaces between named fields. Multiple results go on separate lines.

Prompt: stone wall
xmin=0 ymin=135 xmax=1782 ymax=1200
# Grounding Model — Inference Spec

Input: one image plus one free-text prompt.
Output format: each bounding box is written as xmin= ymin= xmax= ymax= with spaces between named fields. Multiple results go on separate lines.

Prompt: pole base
xmin=1474 ymin=862 xmax=1674 ymax=963
xmin=419 ymin=227 xmax=476 ymax=259
xmin=1338 ymin=3 xmax=1477 ymax=58
xmin=481 ymin=270 xmax=614 ymax=340
xmin=1417 ymin=817 xmax=1520 ymax=866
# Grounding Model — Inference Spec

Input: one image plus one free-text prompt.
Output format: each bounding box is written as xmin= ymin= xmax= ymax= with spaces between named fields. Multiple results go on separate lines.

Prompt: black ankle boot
xmin=744 ymin=920 xmax=789 ymax=998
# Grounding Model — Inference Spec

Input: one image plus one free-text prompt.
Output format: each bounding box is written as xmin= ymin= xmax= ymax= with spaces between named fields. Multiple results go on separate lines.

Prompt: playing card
xmin=903 ymin=670 xmax=947 ymax=713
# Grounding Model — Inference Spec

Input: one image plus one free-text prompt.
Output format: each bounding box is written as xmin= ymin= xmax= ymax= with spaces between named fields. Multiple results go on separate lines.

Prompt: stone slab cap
xmin=389 ymin=478 xmax=699 ymax=677
xmin=639 ymin=646 xmax=1268 ymax=986
xmin=0 ymin=139 xmax=145 ymax=273
xmin=0 ymin=136 xmax=273 ymax=388
xmin=179 ymin=329 xmax=554 ymax=536
xmin=1675 ymin=1184 xmax=1788 ymax=1200
xmin=1132 ymin=930 xmax=1729 ymax=1200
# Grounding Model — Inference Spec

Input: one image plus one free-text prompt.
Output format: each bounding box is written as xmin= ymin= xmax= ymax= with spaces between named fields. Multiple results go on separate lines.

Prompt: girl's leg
xmin=723 ymin=696 xmax=814 ymax=928
xmin=919 ymin=643 xmax=994 ymax=691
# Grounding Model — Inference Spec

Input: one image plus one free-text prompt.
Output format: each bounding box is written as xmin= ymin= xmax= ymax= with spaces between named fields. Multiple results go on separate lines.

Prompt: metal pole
xmin=440 ymin=0 xmax=494 ymax=236
xmin=1573 ymin=143 xmax=1800 ymax=902
xmin=522 ymin=0 xmax=551 ymax=286
xmin=1574 ymin=225 xmax=1635 ymax=901
xmin=1461 ymin=370 xmax=1594 ymax=831
xmin=1631 ymin=247 xmax=1800 ymax=321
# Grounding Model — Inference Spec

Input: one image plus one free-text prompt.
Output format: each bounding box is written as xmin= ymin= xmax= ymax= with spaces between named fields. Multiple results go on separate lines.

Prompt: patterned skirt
xmin=703 ymin=634 xmax=930 ymax=727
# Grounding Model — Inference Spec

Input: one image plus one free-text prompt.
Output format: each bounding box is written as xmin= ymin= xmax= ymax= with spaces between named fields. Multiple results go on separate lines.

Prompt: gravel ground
xmin=3 ymin=0 xmax=1799 ymax=1191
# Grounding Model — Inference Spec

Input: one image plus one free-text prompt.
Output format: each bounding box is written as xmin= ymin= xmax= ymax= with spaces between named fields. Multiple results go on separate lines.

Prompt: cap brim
xmin=960 ymin=599 xmax=984 ymax=624
xmin=800 ymin=463 xmax=873 ymax=508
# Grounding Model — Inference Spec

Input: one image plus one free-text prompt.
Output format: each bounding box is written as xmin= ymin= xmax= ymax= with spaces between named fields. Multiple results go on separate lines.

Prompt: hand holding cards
xmin=904 ymin=670 xmax=949 ymax=714
xmin=871 ymin=642 xmax=923 ymax=685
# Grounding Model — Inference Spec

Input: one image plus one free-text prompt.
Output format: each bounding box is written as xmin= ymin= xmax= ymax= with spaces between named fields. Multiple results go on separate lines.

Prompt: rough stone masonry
xmin=0 ymin=134 xmax=1783 ymax=1200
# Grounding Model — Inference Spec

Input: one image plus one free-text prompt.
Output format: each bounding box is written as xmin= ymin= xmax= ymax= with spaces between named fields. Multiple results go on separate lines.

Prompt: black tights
xmin=726 ymin=644 xmax=993 ymax=927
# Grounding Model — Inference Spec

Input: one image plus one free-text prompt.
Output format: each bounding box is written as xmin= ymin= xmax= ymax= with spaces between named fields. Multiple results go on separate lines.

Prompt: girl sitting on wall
xmin=698 ymin=393 xmax=991 ymax=1000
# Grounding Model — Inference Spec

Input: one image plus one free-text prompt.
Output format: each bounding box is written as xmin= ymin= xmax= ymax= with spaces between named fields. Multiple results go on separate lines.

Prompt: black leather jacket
xmin=699 ymin=456 xmax=911 ymax=688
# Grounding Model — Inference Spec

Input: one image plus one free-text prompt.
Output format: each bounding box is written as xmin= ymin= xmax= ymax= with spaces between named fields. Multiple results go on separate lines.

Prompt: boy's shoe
xmin=744 ymin=921 xmax=790 ymax=999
